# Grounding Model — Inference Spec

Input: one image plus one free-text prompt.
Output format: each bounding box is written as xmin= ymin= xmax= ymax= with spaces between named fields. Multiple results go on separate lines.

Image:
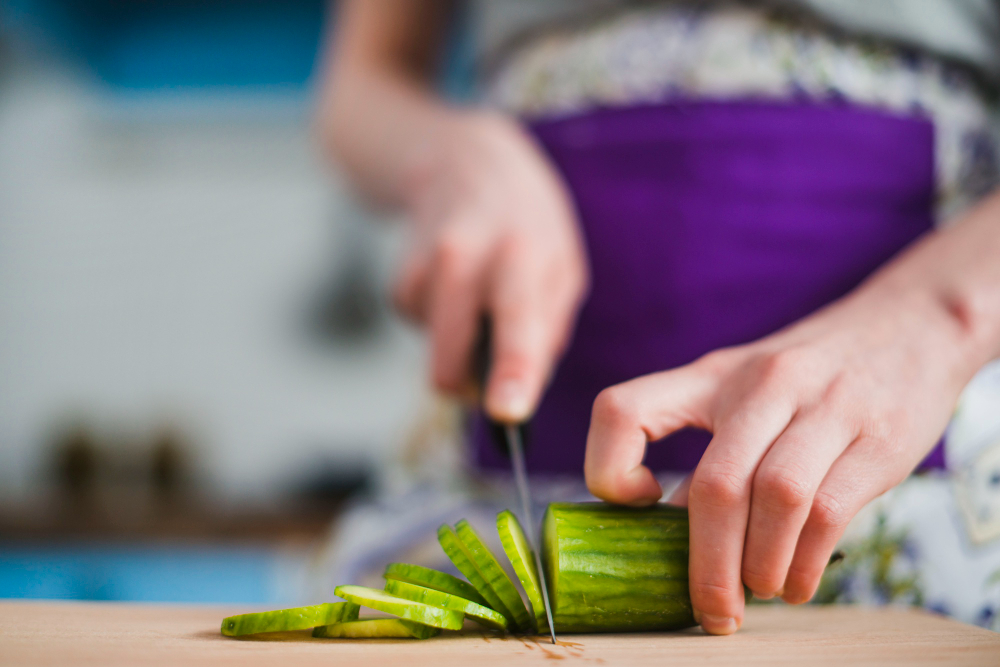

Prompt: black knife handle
xmin=471 ymin=315 xmax=530 ymax=458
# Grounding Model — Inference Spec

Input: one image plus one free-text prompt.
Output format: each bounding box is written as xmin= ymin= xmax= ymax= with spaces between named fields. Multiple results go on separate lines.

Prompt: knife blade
xmin=503 ymin=422 xmax=558 ymax=644
xmin=471 ymin=317 xmax=557 ymax=643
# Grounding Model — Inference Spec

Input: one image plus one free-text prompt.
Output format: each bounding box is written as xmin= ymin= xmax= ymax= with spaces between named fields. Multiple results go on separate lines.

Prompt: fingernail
xmin=700 ymin=615 xmax=738 ymax=635
xmin=489 ymin=379 xmax=530 ymax=421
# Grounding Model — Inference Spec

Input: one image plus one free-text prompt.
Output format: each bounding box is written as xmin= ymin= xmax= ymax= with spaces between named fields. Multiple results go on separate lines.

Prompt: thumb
xmin=584 ymin=366 xmax=717 ymax=505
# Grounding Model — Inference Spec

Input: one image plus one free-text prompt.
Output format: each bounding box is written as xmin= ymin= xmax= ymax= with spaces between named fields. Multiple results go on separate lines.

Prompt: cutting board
xmin=1 ymin=601 xmax=997 ymax=666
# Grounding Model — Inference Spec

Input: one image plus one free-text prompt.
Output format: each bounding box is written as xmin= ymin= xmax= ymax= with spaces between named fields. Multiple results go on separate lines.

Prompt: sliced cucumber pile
xmin=221 ymin=602 xmax=359 ymax=637
xmin=384 ymin=579 xmax=508 ymax=630
xmin=334 ymin=585 xmax=465 ymax=630
xmin=497 ymin=510 xmax=547 ymax=632
xmin=222 ymin=503 xmax=782 ymax=640
xmin=312 ymin=618 xmax=441 ymax=640
xmin=437 ymin=524 xmax=514 ymax=623
xmin=384 ymin=562 xmax=490 ymax=608
xmin=455 ymin=519 xmax=534 ymax=632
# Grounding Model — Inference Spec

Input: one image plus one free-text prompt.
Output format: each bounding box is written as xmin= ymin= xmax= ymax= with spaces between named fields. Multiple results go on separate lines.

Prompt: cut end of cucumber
xmin=335 ymin=585 xmax=465 ymax=631
xmin=312 ymin=618 xmax=441 ymax=640
xmin=542 ymin=505 xmax=558 ymax=610
xmin=496 ymin=510 xmax=547 ymax=632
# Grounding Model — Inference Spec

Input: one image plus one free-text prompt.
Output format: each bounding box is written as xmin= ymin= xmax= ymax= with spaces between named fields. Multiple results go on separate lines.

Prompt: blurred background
xmin=2 ymin=0 xmax=999 ymax=629
xmin=0 ymin=0 xmax=476 ymax=605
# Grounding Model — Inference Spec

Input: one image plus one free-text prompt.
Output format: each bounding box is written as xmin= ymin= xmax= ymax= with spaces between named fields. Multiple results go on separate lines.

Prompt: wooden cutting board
xmin=1 ymin=600 xmax=997 ymax=666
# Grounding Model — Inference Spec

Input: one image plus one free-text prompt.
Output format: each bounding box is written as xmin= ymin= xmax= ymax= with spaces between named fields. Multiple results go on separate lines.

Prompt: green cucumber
xmin=543 ymin=502 xmax=697 ymax=633
xmin=455 ymin=519 xmax=534 ymax=632
xmin=334 ymin=585 xmax=465 ymax=630
xmin=383 ymin=563 xmax=489 ymax=608
xmin=384 ymin=579 xmax=508 ymax=631
xmin=312 ymin=618 xmax=440 ymax=639
xmin=221 ymin=602 xmax=359 ymax=637
xmin=496 ymin=510 xmax=547 ymax=632
xmin=437 ymin=524 xmax=514 ymax=623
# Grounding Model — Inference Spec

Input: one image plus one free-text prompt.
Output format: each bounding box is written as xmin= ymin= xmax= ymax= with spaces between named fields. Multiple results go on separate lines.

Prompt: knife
xmin=472 ymin=318 xmax=558 ymax=644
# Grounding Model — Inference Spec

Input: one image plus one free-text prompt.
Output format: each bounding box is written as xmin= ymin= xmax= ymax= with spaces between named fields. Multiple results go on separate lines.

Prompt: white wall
xmin=0 ymin=53 xmax=428 ymax=502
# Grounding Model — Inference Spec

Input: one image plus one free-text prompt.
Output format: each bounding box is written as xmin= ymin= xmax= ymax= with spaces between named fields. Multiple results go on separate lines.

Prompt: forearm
xmin=863 ymin=189 xmax=1000 ymax=380
xmin=316 ymin=0 xmax=458 ymax=206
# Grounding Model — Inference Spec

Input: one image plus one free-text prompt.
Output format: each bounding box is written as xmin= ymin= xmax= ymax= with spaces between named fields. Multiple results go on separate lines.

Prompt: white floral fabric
xmin=484 ymin=2 xmax=1000 ymax=223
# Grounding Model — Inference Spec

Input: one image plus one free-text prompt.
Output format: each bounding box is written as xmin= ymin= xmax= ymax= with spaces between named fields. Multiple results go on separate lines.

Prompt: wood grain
xmin=1 ymin=600 xmax=997 ymax=666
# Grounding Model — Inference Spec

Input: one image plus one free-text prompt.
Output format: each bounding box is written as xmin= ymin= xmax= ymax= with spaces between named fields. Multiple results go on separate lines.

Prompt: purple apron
xmin=473 ymin=100 xmax=943 ymax=473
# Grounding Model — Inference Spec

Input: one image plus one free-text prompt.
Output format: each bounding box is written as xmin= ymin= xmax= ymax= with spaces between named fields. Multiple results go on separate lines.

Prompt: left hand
xmin=583 ymin=274 xmax=980 ymax=635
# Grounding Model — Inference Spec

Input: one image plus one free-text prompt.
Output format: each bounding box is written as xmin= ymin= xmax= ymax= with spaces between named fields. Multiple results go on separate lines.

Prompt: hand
xmin=583 ymin=276 xmax=981 ymax=634
xmin=393 ymin=111 xmax=589 ymax=421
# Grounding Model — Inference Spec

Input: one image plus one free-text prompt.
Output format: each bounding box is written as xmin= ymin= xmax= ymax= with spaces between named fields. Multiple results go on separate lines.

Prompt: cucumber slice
xmin=384 ymin=579 xmax=508 ymax=631
xmin=221 ymin=602 xmax=359 ymax=637
xmin=497 ymin=510 xmax=547 ymax=632
xmin=312 ymin=618 xmax=440 ymax=639
xmin=383 ymin=563 xmax=490 ymax=609
xmin=437 ymin=524 xmax=514 ymax=623
xmin=455 ymin=519 xmax=534 ymax=632
xmin=334 ymin=585 xmax=465 ymax=631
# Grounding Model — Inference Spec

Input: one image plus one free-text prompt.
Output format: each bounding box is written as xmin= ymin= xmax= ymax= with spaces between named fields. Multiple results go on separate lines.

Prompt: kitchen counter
xmin=2 ymin=600 xmax=997 ymax=666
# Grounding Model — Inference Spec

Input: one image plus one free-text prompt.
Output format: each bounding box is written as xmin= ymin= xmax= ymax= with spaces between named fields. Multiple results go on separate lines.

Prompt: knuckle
xmin=810 ymin=491 xmax=851 ymax=531
xmin=690 ymin=461 xmax=748 ymax=508
xmin=591 ymin=387 xmax=640 ymax=428
xmin=435 ymin=231 xmax=475 ymax=276
xmin=754 ymin=465 xmax=814 ymax=511
xmin=755 ymin=348 xmax=811 ymax=385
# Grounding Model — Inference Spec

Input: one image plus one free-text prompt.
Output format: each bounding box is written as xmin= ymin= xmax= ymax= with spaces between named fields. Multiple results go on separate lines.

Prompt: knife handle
xmin=471 ymin=315 xmax=530 ymax=458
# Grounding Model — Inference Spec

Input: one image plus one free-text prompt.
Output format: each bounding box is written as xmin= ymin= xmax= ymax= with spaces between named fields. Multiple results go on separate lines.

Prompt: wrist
xmin=868 ymin=255 xmax=1000 ymax=388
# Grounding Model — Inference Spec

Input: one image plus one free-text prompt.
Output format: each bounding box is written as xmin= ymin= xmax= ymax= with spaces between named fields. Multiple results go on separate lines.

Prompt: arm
xmin=584 ymin=189 xmax=1000 ymax=634
xmin=317 ymin=0 xmax=589 ymax=420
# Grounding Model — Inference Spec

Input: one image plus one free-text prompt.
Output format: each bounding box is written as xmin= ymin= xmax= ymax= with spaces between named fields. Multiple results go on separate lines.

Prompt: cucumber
xmin=334 ymin=585 xmax=465 ymax=630
xmin=383 ymin=563 xmax=489 ymax=608
xmin=437 ymin=524 xmax=514 ymax=623
xmin=496 ymin=510 xmax=547 ymax=632
xmin=312 ymin=618 xmax=440 ymax=639
xmin=221 ymin=602 xmax=359 ymax=637
xmin=455 ymin=519 xmax=534 ymax=632
xmin=384 ymin=579 xmax=508 ymax=631
xmin=543 ymin=502 xmax=699 ymax=633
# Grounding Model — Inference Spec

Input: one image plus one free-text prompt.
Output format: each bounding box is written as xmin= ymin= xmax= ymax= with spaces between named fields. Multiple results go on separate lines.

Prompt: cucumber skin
xmin=543 ymin=503 xmax=697 ymax=633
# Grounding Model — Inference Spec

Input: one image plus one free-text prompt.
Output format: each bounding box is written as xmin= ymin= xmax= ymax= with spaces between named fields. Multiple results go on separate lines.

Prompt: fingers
xmin=686 ymin=382 xmax=798 ymax=634
xmin=484 ymin=237 xmax=583 ymax=422
xmin=426 ymin=227 xmax=492 ymax=395
xmin=781 ymin=435 xmax=911 ymax=604
xmin=392 ymin=244 xmax=432 ymax=323
xmin=584 ymin=367 xmax=717 ymax=506
xmin=740 ymin=407 xmax=856 ymax=599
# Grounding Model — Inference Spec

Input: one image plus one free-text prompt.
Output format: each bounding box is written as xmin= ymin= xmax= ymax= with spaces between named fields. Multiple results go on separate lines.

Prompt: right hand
xmin=393 ymin=111 xmax=589 ymax=422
